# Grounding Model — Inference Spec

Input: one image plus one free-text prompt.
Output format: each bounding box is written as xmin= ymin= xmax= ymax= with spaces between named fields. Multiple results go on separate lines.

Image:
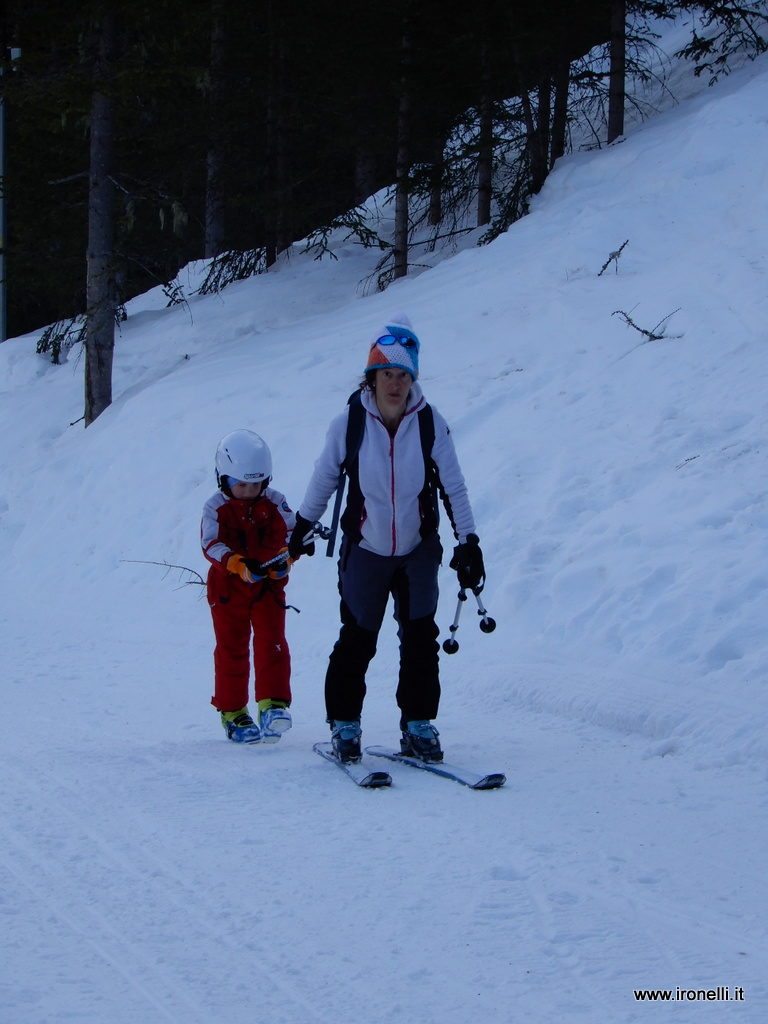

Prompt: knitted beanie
xmin=365 ymin=313 xmax=420 ymax=379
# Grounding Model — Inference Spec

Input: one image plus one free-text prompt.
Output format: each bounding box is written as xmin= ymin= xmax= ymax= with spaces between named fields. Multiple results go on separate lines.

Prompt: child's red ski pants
xmin=208 ymin=572 xmax=291 ymax=712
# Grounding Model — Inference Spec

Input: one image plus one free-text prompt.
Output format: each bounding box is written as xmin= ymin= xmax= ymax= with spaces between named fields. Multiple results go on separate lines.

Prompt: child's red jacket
xmin=201 ymin=487 xmax=296 ymax=579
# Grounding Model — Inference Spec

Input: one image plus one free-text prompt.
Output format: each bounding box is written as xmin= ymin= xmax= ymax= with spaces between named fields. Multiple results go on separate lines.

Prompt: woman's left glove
xmin=450 ymin=534 xmax=486 ymax=591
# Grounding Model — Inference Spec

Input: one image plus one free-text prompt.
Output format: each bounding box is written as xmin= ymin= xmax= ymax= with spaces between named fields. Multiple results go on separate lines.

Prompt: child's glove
xmin=227 ymin=554 xmax=264 ymax=583
xmin=449 ymin=534 xmax=486 ymax=591
xmin=237 ymin=548 xmax=288 ymax=581
xmin=252 ymin=547 xmax=291 ymax=581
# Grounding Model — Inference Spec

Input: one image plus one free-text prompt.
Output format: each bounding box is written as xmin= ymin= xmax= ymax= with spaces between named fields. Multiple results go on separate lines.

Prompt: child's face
xmin=230 ymin=480 xmax=265 ymax=500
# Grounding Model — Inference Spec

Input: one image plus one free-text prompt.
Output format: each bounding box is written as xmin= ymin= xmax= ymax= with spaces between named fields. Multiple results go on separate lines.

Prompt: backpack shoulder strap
xmin=417 ymin=402 xmax=435 ymax=462
xmin=418 ymin=402 xmax=460 ymax=537
xmin=343 ymin=390 xmax=366 ymax=470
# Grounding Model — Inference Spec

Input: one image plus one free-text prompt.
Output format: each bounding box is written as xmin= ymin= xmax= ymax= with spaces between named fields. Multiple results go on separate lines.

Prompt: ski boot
xmin=220 ymin=707 xmax=262 ymax=743
xmin=258 ymin=699 xmax=292 ymax=743
xmin=400 ymin=720 xmax=443 ymax=762
xmin=330 ymin=720 xmax=362 ymax=763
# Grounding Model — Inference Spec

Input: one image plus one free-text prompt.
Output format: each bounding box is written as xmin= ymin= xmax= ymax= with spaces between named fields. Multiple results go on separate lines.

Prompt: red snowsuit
xmin=201 ymin=487 xmax=295 ymax=712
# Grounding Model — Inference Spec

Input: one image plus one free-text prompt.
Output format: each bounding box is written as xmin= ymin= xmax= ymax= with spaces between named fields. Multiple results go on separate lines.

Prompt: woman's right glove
xmin=288 ymin=514 xmax=316 ymax=560
xmin=449 ymin=534 xmax=486 ymax=591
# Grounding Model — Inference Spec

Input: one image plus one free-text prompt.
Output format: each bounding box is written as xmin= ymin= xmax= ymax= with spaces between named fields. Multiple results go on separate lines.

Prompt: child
xmin=201 ymin=429 xmax=298 ymax=743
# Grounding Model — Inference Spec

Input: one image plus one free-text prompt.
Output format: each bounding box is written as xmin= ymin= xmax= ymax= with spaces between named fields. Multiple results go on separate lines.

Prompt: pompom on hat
xmin=365 ymin=312 xmax=420 ymax=379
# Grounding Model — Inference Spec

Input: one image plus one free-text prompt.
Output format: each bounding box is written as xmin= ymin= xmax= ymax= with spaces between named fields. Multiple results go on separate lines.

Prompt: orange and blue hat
xmin=365 ymin=313 xmax=420 ymax=379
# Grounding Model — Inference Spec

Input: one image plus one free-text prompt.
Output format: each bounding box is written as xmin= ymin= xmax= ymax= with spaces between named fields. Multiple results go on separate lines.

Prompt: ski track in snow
xmin=1 ymin=758 xmax=326 ymax=1022
xmin=3 ymin=612 xmax=767 ymax=1022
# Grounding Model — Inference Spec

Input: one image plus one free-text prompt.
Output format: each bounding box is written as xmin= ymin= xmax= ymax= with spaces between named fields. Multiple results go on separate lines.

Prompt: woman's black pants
xmin=324 ymin=533 xmax=442 ymax=727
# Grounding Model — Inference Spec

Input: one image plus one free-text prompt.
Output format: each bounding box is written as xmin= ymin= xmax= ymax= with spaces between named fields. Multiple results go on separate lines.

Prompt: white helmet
xmin=215 ymin=429 xmax=272 ymax=488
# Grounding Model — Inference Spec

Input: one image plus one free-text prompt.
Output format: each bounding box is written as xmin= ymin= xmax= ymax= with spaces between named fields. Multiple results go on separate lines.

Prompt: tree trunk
xmin=393 ymin=10 xmax=412 ymax=282
xmin=536 ymin=78 xmax=551 ymax=181
xmin=428 ymin=131 xmax=446 ymax=227
xmin=515 ymin=36 xmax=552 ymax=199
xmin=607 ymin=0 xmax=626 ymax=143
xmin=520 ymin=83 xmax=549 ymax=196
xmin=476 ymin=37 xmax=494 ymax=227
xmin=84 ymin=7 xmax=117 ymax=427
xmin=354 ymin=147 xmax=379 ymax=206
xmin=204 ymin=0 xmax=226 ymax=258
xmin=265 ymin=0 xmax=288 ymax=266
xmin=550 ymin=55 xmax=570 ymax=168
xmin=477 ymin=93 xmax=493 ymax=227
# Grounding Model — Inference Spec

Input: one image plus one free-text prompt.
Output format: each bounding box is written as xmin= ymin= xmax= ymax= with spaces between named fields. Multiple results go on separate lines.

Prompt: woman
xmin=289 ymin=314 xmax=485 ymax=763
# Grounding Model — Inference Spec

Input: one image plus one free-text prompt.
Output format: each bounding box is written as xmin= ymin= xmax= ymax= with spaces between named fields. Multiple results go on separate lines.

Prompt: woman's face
xmin=374 ymin=368 xmax=411 ymax=418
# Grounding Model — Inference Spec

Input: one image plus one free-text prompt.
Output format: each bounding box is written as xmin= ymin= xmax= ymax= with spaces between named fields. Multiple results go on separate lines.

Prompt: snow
xmin=2 ymin=25 xmax=768 ymax=1024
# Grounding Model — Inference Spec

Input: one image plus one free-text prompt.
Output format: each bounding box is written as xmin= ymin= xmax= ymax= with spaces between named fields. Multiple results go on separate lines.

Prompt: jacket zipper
xmin=389 ymin=434 xmax=397 ymax=554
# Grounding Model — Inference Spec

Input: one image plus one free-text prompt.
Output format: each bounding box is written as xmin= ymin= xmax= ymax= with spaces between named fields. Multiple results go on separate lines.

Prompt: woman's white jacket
xmin=299 ymin=382 xmax=476 ymax=557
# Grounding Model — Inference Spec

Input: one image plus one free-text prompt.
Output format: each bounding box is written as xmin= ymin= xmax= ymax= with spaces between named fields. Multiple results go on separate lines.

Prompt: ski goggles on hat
xmin=374 ymin=333 xmax=420 ymax=352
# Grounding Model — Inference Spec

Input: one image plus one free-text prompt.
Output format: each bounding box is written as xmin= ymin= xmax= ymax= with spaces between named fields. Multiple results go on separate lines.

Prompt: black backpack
xmin=325 ymin=390 xmax=442 ymax=556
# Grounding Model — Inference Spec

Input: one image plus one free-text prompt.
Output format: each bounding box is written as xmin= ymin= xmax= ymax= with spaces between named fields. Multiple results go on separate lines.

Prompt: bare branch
xmin=598 ymin=239 xmax=629 ymax=276
xmin=121 ymin=559 xmax=205 ymax=588
xmin=611 ymin=307 xmax=680 ymax=342
xmin=48 ymin=171 xmax=88 ymax=186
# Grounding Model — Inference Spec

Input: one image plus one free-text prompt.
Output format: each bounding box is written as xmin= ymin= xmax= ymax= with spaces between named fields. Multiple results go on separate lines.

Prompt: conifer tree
xmin=84 ymin=5 xmax=117 ymax=425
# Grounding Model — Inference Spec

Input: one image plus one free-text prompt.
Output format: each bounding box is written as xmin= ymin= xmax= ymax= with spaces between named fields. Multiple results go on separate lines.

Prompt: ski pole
xmin=286 ymin=522 xmax=331 ymax=570
xmin=473 ymin=588 xmax=496 ymax=634
xmin=442 ymin=587 xmax=468 ymax=654
xmin=442 ymin=585 xmax=496 ymax=654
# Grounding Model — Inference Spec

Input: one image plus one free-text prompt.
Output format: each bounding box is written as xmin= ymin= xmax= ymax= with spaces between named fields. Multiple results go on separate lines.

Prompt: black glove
xmin=243 ymin=553 xmax=290 ymax=580
xmin=242 ymin=558 xmax=268 ymax=580
xmin=288 ymin=514 xmax=316 ymax=560
xmin=450 ymin=533 xmax=485 ymax=591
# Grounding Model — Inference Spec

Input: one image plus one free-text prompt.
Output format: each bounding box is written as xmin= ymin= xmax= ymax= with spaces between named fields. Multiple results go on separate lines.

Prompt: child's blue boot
xmin=258 ymin=700 xmax=292 ymax=743
xmin=220 ymin=707 xmax=262 ymax=743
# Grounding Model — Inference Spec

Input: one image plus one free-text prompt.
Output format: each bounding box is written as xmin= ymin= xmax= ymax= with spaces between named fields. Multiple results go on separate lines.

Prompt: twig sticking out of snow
xmin=598 ymin=240 xmax=629 ymax=276
xmin=121 ymin=559 xmax=205 ymax=589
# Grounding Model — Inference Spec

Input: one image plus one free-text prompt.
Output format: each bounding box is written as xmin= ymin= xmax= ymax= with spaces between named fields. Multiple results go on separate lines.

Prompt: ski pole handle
xmin=309 ymin=522 xmax=331 ymax=541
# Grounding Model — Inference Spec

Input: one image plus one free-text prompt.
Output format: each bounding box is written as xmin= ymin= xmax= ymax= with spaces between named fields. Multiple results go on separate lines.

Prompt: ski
xmin=313 ymin=742 xmax=392 ymax=789
xmin=364 ymin=746 xmax=506 ymax=790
